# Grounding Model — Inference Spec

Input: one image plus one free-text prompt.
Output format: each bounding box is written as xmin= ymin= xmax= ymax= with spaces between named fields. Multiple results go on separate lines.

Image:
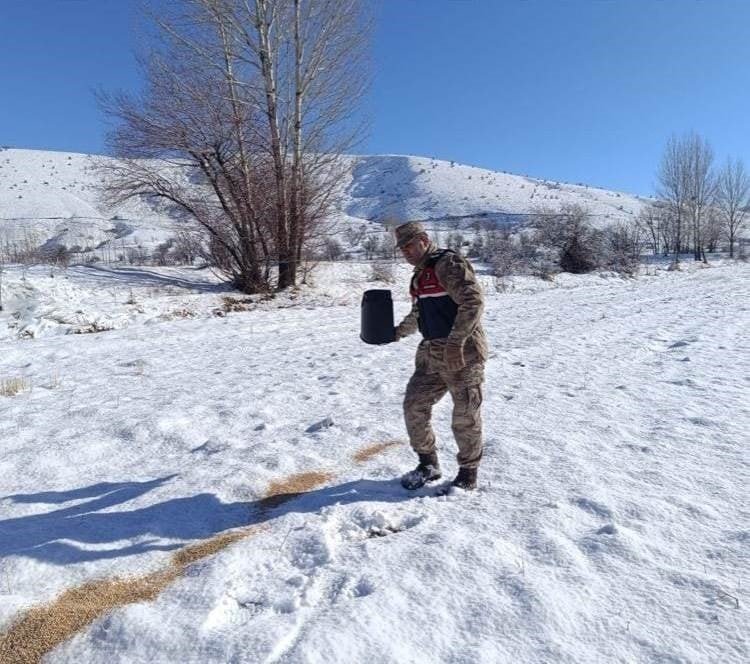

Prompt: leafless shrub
xmin=323 ymin=237 xmax=344 ymax=261
xmin=362 ymin=235 xmax=381 ymax=260
xmin=345 ymin=225 xmax=367 ymax=247
xmin=126 ymin=246 xmax=148 ymax=265
xmin=637 ymin=203 xmax=672 ymax=256
xmin=738 ymin=240 xmax=749 ymax=262
xmin=493 ymin=276 xmax=514 ymax=293
xmin=532 ymin=204 xmax=603 ymax=274
xmin=376 ymin=234 xmax=397 ymax=260
xmin=0 ymin=230 xmax=43 ymax=265
xmin=1 ymin=377 xmax=31 ymax=397
xmin=604 ymin=222 xmax=642 ymax=275
xmin=370 ymin=260 xmax=395 ymax=283
xmin=445 ymin=232 xmax=464 ymax=251
xmin=152 ymin=239 xmax=175 ymax=266
xmin=38 ymin=244 xmax=71 ymax=268
xmin=172 ymin=230 xmax=203 ymax=265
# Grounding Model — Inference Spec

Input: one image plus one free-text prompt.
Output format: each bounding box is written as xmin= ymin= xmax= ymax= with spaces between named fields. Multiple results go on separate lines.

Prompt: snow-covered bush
xmin=323 ymin=238 xmax=345 ymax=261
xmin=532 ymin=204 xmax=604 ymax=274
xmin=153 ymin=239 xmax=175 ymax=266
xmin=604 ymin=222 xmax=641 ymax=275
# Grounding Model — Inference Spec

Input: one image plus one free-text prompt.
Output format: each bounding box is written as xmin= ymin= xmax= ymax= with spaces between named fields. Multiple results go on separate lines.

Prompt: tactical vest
xmin=409 ymin=249 xmax=458 ymax=340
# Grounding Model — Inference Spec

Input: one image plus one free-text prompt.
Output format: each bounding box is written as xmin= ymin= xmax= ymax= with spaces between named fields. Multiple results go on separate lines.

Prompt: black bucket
xmin=360 ymin=289 xmax=395 ymax=345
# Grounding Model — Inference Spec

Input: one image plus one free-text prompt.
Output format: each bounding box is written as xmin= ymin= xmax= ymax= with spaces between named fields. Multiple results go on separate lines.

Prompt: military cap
xmin=394 ymin=221 xmax=428 ymax=248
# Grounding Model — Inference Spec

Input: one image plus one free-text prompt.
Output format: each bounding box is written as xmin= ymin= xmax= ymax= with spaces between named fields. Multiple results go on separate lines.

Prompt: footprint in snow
xmin=306 ymin=416 xmax=335 ymax=433
xmin=623 ymin=443 xmax=651 ymax=454
xmin=687 ymin=416 xmax=717 ymax=428
xmin=571 ymin=496 xmax=613 ymax=520
xmin=350 ymin=576 xmax=376 ymax=598
xmin=190 ymin=440 xmax=228 ymax=456
xmin=343 ymin=507 xmax=426 ymax=541
xmin=577 ymin=524 xmax=622 ymax=556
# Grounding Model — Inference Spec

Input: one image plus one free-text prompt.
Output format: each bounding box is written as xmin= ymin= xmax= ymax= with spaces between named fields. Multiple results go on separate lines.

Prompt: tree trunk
xmin=255 ymin=0 xmax=292 ymax=290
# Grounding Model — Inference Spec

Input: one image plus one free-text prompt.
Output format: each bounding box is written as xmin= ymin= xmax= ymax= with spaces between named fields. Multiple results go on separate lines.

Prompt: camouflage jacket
xmin=395 ymin=243 xmax=488 ymax=365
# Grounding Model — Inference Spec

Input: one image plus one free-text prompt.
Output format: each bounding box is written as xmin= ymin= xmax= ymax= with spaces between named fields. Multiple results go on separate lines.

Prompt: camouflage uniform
xmin=395 ymin=240 xmax=487 ymax=470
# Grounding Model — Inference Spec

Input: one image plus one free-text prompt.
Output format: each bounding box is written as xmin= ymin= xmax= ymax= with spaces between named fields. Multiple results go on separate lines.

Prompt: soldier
xmin=392 ymin=221 xmax=487 ymax=491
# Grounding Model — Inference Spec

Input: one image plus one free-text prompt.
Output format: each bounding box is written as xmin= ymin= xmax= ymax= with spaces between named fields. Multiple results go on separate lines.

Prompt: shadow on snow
xmin=68 ymin=264 xmax=232 ymax=293
xmin=1 ymin=475 xmax=414 ymax=565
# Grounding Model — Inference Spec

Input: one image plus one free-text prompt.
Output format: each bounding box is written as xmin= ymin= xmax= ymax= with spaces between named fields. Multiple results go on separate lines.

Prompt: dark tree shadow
xmin=1 ymin=475 xmax=416 ymax=565
xmin=68 ymin=264 xmax=232 ymax=293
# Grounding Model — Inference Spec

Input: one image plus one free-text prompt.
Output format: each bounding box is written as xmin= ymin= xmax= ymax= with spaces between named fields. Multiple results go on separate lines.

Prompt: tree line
xmin=640 ymin=131 xmax=748 ymax=261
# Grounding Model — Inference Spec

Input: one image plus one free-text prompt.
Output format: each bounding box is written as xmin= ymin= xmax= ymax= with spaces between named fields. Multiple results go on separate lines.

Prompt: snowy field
xmin=0 ymin=258 xmax=747 ymax=662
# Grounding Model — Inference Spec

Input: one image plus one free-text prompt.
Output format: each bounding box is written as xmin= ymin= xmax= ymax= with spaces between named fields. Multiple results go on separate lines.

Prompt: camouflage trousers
xmin=403 ymin=341 xmax=485 ymax=469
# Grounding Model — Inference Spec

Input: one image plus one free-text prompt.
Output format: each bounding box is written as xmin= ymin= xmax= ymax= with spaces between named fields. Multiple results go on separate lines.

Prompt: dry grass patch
xmin=221 ymin=296 xmax=254 ymax=313
xmin=0 ymin=377 xmax=31 ymax=397
xmin=0 ymin=526 xmax=261 ymax=664
xmin=159 ymin=308 xmax=196 ymax=321
xmin=72 ymin=321 xmax=114 ymax=334
xmin=352 ymin=440 xmax=403 ymax=464
xmin=261 ymin=470 xmax=334 ymax=509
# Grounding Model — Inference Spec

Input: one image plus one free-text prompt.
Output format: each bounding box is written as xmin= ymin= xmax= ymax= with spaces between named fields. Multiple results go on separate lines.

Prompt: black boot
xmin=401 ymin=452 xmax=442 ymax=490
xmin=451 ymin=466 xmax=477 ymax=491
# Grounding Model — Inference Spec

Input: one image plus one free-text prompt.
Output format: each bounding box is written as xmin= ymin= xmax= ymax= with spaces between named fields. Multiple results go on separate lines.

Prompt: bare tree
xmin=636 ymin=202 xmax=669 ymax=256
xmin=716 ymin=157 xmax=750 ymax=258
xmin=173 ymin=229 xmax=204 ymax=264
xmin=656 ymin=132 xmax=715 ymax=263
xmin=99 ymin=0 xmax=369 ymax=293
xmin=656 ymin=134 xmax=690 ymax=263
xmin=702 ymin=205 xmax=723 ymax=254
xmin=683 ymin=133 xmax=715 ymax=262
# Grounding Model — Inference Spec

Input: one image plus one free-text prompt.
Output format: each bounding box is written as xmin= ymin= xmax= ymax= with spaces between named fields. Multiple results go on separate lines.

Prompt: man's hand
xmin=444 ymin=340 xmax=465 ymax=371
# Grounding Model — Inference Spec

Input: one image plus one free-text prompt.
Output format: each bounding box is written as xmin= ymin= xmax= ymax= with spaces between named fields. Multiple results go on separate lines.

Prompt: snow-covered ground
xmin=0 ymin=258 xmax=747 ymax=663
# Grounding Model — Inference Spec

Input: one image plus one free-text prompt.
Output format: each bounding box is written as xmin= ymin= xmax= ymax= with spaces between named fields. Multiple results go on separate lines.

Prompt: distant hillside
xmin=0 ymin=148 xmax=648 ymax=258
xmin=340 ymin=154 xmax=646 ymax=225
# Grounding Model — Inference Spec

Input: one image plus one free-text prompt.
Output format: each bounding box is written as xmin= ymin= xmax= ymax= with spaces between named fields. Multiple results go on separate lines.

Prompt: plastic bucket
xmin=360 ymin=289 xmax=395 ymax=344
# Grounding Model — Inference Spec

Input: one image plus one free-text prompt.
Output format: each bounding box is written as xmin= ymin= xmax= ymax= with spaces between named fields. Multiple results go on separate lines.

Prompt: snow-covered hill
xmin=0 ymin=149 xmax=179 ymax=257
xmin=0 ymin=259 xmax=747 ymax=662
xmin=0 ymin=148 xmax=648 ymax=259
xmin=344 ymin=154 xmax=646 ymax=224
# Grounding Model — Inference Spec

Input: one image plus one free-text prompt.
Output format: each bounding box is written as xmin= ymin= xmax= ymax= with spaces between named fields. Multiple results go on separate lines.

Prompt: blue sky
xmin=1 ymin=0 xmax=748 ymax=195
